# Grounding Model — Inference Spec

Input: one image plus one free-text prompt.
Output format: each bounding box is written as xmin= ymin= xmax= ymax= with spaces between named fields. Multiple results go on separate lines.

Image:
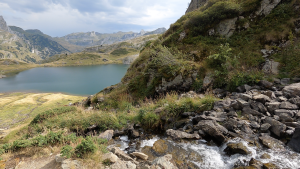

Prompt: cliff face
xmin=186 ymin=0 xmax=208 ymax=13
xmin=0 ymin=16 xmax=12 ymax=33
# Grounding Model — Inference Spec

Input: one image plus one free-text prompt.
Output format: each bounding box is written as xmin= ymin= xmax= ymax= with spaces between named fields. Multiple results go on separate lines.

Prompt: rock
xmin=55 ymin=154 xmax=65 ymax=163
xmin=129 ymin=129 xmax=140 ymax=138
xmin=292 ymin=78 xmax=300 ymax=83
xmin=215 ymin=17 xmax=238 ymax=38
xmin=113 ymin=129 xmax=125 ymax=137
xmin=166 ymin=129 xmax=200 ymax=139
xmin=237 ymin=85 xmax=251 ymax=93
xmin=237 ymin=99 xmax=250 ymax=108
xmin=98 ymin=130 xmax=114 ymax=141
xmin=279 ymin=113 xmax=294 ymax=122
xmin=61 ymin=159 xmax=81 ymax=169
xmin=255 ymin=0 xmax=281 ymax=16
xmin=222 ymin=118 xmax=239 ymax=132
xmin=289 ymin=97 xmax=300 ymax=106
xmin=288 ymin=128 xmax=300 ymax=152
xmin=285 ymin=122 xmax=300 ymax=128
xmin=110 ymin=160 xmax=137 ymax=169
xmin=259 ymin=135 xmax=284 ymax=149
xmin=253 ymin=94 xmax=271 ymax=104
xmin=227 ymin=111 xmax=238 ymax=118
xmin=262 ymin=60 xmax=279 ymax=74
xmin=264 ymin=117 xmax=286 ymax=137
xmin=195 ymin=120 xmax=227 ymax=144
xmin=262 ymin=163 xmax=279 ymax=169
xmin=278 ymin=96 xmax=288 ymax=102
xmin=266 ymin=102 xmax=281 ymax=113
xmin=242 ymin=107 xmax=264 ymax=117
xmin=262 ymin=91 xmax=276 ymax=100
xmin=260 ymin=153 xmax=271 ymax=159
xmin=203 ymin=74 xmax=213 ymax=88
xmin=110 ymin=147 xmax=135 ymax=162
xmin=274 ymin=109 xmax=294 ymax=117
xmin=239 ymin=93 xmax=252 ymax=101
xmin=181 ymin=112 xmax=195 ymax=118
xmin=281 ymin=78 xmax=290 ymax=85
xmin=258 ymin=80 xmax=273 ymax=89
xmin=224 ymin=142 xmax=251 ymax=156
xmin=102 ymin=152 xmax=119 ymax=163
xmin=131 ymin=152 xmax=148 ymax=160
xmin=283 ymin=83 xmax=300 ymax=98
xmin=250 ymin=102 xmax=267 ymax=114
xmin=280 ymin=102 xmax=299 ymax=110
xmin=150 ymin=154 xmax=178 ymax=169
xmin=250 ymin=121 xmax=260 ymax=129
xmin=178 ymin=31 xmax=186 ymax=41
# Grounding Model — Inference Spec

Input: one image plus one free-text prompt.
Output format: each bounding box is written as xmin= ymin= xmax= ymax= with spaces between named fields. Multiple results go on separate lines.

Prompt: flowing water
xmin=113 ymin=136 xmax=300 ymax=169
xmin=0 ymin=64 xmax=129 ymax=95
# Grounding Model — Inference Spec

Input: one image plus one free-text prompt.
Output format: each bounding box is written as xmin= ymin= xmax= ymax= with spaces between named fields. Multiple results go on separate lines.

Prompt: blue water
xmin=0 ymin=64 xmax=129 ymax=95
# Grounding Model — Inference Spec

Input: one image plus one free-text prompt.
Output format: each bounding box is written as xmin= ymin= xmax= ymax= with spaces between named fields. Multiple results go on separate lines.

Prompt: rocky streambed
xmin=98 ymin=80 xmax=300 ymax=169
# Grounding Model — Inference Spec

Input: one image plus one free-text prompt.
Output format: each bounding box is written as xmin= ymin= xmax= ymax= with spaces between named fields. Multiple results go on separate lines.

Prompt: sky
xmin=0 ymin=0 xmax=190 ymax=37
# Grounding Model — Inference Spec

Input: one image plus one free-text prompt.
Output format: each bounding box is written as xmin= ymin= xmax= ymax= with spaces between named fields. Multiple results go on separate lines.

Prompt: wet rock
xmin=150 ymin=154 xmax=178 ymax=169
xmin=152 ymin=140 xmax=168 ymax=155
xmin=283 ymin=83 xmax=300 ymax=98
xmin=253 ymin=94 xmax=271 ymax=104
xmin=166 ymin=129 xmax=200 ymax=140
xmin=288 ymin=128 xmax=300 ymax=152
xmin=249 ymin=158 xmax=263 ymax=169
xmin=280 ymin=102 xmax=299 ymax=110
xmin=259 ymin=135 xmax=284 ymax=149
xmin=195 ymin=120 xmax=228 ymax=144
xmin=113 ymin=129 xmax=125 ymax=137
xmin=262 ymin=163 xmax=279 ymax=169
xmin=129 ymin=129 xmax=140 ymax=139
xmin=131 ymin=152 xmax=148 ymax=160
xmin=224 ymin=142 xmax=251 ymax=156
xmin=102 ymin=152 xmax=119 ymax=163
xmin=98 ymin=130 xmax=114 ymax=141
xmin=260 ymin=153 xmax=271 ymax=159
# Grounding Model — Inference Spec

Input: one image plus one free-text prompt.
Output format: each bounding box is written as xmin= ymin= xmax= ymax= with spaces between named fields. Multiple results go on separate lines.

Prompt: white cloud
xmin=0 ymin=0 xmax=190 ymax=36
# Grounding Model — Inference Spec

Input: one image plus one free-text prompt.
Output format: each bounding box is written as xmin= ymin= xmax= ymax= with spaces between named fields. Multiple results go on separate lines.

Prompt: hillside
xmin=94 ymin=0 xmax=300 ymax=99
xmin=42 ymin=34 xmax=161 ymax=66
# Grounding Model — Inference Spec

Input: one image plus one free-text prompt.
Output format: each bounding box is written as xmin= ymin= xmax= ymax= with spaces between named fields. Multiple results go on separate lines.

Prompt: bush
xmin=30 ymin=107 xmax=76 ymax=125
xmin=75 ymin=137 xmax=97 ymax=158
xmin=61 ymin=145 xmax=74 ymax=158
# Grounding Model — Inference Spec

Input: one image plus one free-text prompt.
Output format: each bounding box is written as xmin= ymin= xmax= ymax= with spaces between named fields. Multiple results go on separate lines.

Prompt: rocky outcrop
xmin=186 ymin=0 xmax=208 ymax=13
xmin=0 ymin=16 xmax=12 ymax=33
xmin=255 ymin=0 xmax=282 ymax=16
xmin=215 ymin=17 xmax=238 ymax=38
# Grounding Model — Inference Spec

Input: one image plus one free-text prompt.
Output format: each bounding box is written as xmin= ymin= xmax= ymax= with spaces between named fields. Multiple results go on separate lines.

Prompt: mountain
xmin=0 ymin=16 xmax=42 ymax=63
xmin=53 ymin=28 xmax=167 ymax=49
xmin=9 ymin=26 xmax=70 ymax=59
xmin=98 ymin=0 xmax=300 ymax=99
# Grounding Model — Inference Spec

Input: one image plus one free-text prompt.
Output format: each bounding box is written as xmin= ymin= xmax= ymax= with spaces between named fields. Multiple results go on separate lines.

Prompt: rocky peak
xmin=186 ymin=0 xmax=208 ymax=13
xmin=0 ymin=16 xmax=12 ymax=33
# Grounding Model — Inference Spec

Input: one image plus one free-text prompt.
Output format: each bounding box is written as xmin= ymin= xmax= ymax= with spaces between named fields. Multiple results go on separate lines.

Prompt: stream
xmin=110 ymin=136 xmax=300 ymax=169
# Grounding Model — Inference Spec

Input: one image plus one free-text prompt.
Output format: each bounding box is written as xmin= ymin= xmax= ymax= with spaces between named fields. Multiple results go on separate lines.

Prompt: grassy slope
xmin=110 ymin=0 xmax=300 ymax=99
xmin=0 ymin=59 xmax=38 ymax=76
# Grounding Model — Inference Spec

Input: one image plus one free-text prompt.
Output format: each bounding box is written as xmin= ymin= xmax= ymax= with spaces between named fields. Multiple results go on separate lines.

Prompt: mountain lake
xmin=0 ymin=64 xmax=130 ymax=95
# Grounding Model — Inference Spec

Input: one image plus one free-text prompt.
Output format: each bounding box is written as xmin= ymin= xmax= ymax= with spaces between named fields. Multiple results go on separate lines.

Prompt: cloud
xmin=0 ymin=0 xmax=190 ymax=37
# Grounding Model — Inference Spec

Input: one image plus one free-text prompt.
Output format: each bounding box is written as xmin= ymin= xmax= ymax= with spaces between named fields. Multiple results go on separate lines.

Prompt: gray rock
xmin=98 ymin=130 xmax=114 ymax=141
xmin=279 ymin=113 xmax=294 ymax=122
xmin=262 ymin=60 xmax=279 ymax=74
xmin=55 ymin=154 xmax=65 ymax=163
xmin=288 ymin=128 xmax=300 ymax=152
xmin=250 ymin=102 xmax=267 ymax=114
xmin=283 ymin=83 xmax=300 ymax=98
xmin=61 ymin=159 xmax=81 ymax=169
xmin=278 ymin=96 xmax=288 ymax=102
xmin=166 ymin=129 xmax=200 ymax=139
xmin=274 ymin=91 xmax=283 ymax=97
xmin=215 ymin=17 xmax=238 ymax=38
xmin=253 ymin=94 xmax=271 ymax=104
xmin=284 ymin=122 xmax=300 ymax=128
xmin=250 ymin=121 xmax=260 ymax=129
xmin=262 ymin=91 xmax=276 ymax=100
xmin=227 ymin=111 xmax=238 ymax=118
xmin=259 ymin=135 xmax=284 ymax=149
xmin=224 ymin=142 xmax=251 ymax=156
xmin=260 ymin=123 xmax=271 ymax=132
xmin=102 ymin=152 xmax=119 ymax=163
xmin=258 ymin=80 xmax=273 ymax=89
xmin=203 ymin=74 xmax=213 ymax=88
xmin=255 ymin=0 xmax=282 ymax=16
xmin=239 ymin=93 xmax=252 ymax=101
xmin=266 ymin=102 xmax=281 ymax=113
xmin=237 ymin=99 xmax=250 ymax=108
xmin=289 ymin=97 xmax=300 ymax=106
xmin=131 ymin=152 xmax=148 ymax=160
xmin=274 ymin=109 xmax=294 ymax=117
xmin=242 ymin=107 xmax=264 ymax=117
xmin=264 ymin=117 xmax=286 ymax=137
xmin=280 ymin=102 xmax=298 ymax=110
xmin=195 ymin=120 xmax=227 ymax=144
xmin=292 ymin=78 xmax=300 ymax=83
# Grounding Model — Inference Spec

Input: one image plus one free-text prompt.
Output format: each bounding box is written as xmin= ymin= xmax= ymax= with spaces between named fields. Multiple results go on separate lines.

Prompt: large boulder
xmin=166 ymin=129 xmax=200 ymax=140
xmin=264 ymin=117 xmax=286 ymax=137
xmin=259 ymin=135 xmax=284 ymax=149
xmin=102 ymin=152 xmax=119 ymax=163
xmin=195 ymin=120 xmax=228 ymax=144
xmin=283 ymin=83 xmax=300 ymax=98
xmin=98 ymin=130 xmax=114 ymax=141
xmin=150 ymin=154 xmax=178 ymax=169
xmin=253 ymin=94 xmax=271 ymax=104
xmin=255 ymin=0 xmax=282 ymax=16
xmin=224 ymin=142 xmax=251 ymax=156
xmin=131 ymin=152 xmax=148 ymax=160
xmin=288 ymin=128 xmax=300 ymax=152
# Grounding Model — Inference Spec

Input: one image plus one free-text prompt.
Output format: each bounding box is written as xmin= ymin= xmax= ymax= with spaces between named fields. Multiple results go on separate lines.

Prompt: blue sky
xmin=0 ymin=0 xmax=190 ymax=37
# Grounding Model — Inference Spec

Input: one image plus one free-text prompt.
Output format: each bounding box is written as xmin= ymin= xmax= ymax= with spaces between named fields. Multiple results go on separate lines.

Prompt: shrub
xmin=75 ymin=137 xmax=97 ymax=158
xmin=0 ymin=149 xmax=4 ymax=156
xmin=10 ymin=140 xmax=31 ymax=151
xmin=61 ymin=145 xmax=74 ymax=158
xmin=30 ymin=107 xmax=76 ymax=125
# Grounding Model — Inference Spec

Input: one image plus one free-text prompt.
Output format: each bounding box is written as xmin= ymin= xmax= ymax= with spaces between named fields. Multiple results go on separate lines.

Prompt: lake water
xmin=0 ymin=64 xmax=130 ymax=95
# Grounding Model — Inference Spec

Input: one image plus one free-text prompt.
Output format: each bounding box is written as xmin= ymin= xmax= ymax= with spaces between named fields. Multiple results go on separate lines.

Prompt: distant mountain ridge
xmin=53 ymin=28 xmax=167 ymax=48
